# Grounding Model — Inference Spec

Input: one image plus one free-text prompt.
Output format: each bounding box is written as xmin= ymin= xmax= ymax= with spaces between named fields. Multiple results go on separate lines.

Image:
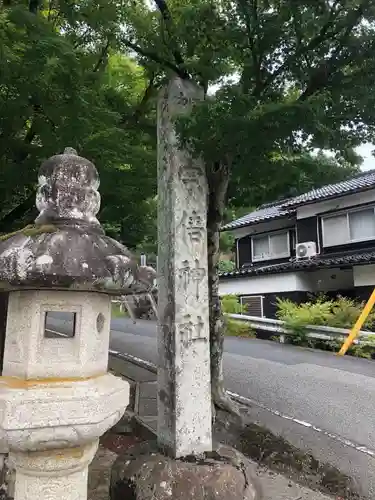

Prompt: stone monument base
xmin=110 ymin=441 xmax=260 ymax=500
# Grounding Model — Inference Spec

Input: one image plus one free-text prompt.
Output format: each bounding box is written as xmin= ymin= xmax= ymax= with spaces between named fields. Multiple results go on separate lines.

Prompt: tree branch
xmin=288 ymin=0 xmax=311 ymax=69
xmin=121 ymin=38 xmax=188 ymax=79
xmin=237 ymin=0 xmax=262 ymax=94
xmin=262 ymin=0 xmax=352 ymax=92
xmin=134 ymin=75 xmax=157 ymax=121
xmin=153 ymin=0 xmax=189 ymax=79
xmin=120 ymin=74 xmax=157 ymax=128
xmin=92 ymin=38 xmax=111 ymax=73
xmin=299 ymin=1 xmax=370 ymax=101
xmin=28 ymin=0 xmax=40 ymax=14
xmin=0 ymin=192 xmax=36 ymax=233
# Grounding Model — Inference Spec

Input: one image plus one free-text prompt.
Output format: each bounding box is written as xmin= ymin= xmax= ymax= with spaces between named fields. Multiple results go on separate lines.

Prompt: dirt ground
xmin=88 ymin=431 xmax=348 ymax=500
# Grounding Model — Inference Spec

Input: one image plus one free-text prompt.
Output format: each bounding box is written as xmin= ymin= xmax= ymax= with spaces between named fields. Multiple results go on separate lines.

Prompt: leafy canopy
xmin=0 ymin=0 xmax=156 ymax=247
xmin=120 ymin=0 xmax=375 ymax=207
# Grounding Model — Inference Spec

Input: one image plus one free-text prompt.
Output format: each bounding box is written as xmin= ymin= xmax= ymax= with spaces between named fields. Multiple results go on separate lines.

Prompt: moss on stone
xmin=0 ymin=224 xmax=57 ymax=242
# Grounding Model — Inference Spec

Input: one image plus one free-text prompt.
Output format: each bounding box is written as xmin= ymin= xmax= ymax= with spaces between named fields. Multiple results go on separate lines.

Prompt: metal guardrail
xmin=228 ymin=313 xmax=375 ymax=344
xmin=112 ymin=296 xmax=374 ymax=345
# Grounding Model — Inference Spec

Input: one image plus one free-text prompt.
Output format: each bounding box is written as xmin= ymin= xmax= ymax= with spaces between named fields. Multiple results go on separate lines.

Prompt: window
xmin=240 ymin=296 xmax=263 ymax=317
xmin=322 ymin=207 xmax=375 ymax=247
xmin=251 ymin=231 xmax=290 ymax=262
xmin=44 ymin=311 xmax=76 ymax=338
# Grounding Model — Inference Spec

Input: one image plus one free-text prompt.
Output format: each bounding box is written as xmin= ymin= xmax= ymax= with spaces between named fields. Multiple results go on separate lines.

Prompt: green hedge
xmin=276 ymin=295 xmax=375 ymax=358
xmin=221 ymin=295 xmax=255 ymax=338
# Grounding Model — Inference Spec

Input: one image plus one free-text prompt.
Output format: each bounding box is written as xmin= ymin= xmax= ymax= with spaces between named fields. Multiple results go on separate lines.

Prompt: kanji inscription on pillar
xmin=178 ymin=314 xmax=205 ymax=344
xmin=178 ymin=163 xmax=204 ymax=196
xmin=178 ymin=259 xmax=206 ymax=299
xmin=157 ymin=77 xmax=212 ymax=458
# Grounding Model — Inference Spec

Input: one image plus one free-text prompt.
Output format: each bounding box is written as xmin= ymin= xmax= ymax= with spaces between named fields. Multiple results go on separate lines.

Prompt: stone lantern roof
xmin=0 ymin=148 xmax=155 ymax=294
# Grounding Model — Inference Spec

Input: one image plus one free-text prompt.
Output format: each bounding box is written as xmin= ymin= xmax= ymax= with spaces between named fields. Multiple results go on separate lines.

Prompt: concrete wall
xmin=219 ymin=272 xmax=311 ymax=296
xmin=308 ymin=267 xmax=354 ymax=292
xmin=353 ymin=264 xmax=375 ymax=287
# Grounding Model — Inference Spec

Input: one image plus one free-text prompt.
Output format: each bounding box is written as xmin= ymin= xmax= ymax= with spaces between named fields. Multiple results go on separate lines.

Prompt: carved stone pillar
xmin=157 ymin=77 xmax=212 ymax=458
xmin=110 ymin=78 xmax=259 ymax=500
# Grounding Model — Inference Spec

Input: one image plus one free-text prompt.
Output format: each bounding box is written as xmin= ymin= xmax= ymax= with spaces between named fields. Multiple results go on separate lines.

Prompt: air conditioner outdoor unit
xmin=296 ymin=241 xmax=317 ymax=260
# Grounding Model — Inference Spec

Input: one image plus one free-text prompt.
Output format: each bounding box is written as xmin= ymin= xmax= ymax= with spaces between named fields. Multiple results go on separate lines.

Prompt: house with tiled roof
xmin=219 ymin=169 xmax=375 ymax=318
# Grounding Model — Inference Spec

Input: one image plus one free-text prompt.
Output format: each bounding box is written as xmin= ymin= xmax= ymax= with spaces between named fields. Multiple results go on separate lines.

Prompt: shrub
xmin=218 ymin=259 xmax=236 ymax=273
xmin=220 ymin=295 xmax=255 ymax=337
xmin=221 ymin=294 xmax=243 ymax=314
xmin=225 ymin=318 xmax=256 ymax=338
xmin=349 ymin=334 xmax=375 ymax=359
xmin=276 ymin=294 xmax=375 ymax=353
xmin=276 ymin=295 xmax=333 ymax=345
xmin=329 ymin=296 xmax=375 ymax=330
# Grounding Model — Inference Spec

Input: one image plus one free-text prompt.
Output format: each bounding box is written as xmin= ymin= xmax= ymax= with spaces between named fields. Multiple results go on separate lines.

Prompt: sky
xmin=356 ymin=143 xmax=375 ymax=171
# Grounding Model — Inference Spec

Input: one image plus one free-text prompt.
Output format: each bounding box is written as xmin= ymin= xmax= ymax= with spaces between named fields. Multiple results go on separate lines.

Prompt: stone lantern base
xmin=110 ymin=441 xmax=260 ymax=500
xmin=0 ymin=373 xmax=129 ymax=500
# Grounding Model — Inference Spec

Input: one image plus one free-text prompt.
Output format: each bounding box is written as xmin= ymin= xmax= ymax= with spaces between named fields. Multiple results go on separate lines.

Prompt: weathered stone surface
xmin=0 ymin=148 xmax=155 ymax=295
xmin=11 ymin=441 xmax=98 ymax=500
xmin=0 ymin=374 xmax=129 ymax=452
xmin=110 ymin=441 xmax=260 ymax=500
xmin=157 ymin=77 xmax=212 ymax=458
xmin=0 ymin=148 xmax=141 ymax=499
xmin=88 ymin=445 xmax=117 ymax=500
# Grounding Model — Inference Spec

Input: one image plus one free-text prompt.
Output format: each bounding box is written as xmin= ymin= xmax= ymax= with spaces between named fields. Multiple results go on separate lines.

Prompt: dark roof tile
xmin=282 ymin=169 xmax=375 ymax=208
xmin=223 ymin=169 xmax=375 ymax=231
xmin=222 ymin=203 xmax=293 ymax=230
xmin=219 ymin=250 xmax=375 ymax=278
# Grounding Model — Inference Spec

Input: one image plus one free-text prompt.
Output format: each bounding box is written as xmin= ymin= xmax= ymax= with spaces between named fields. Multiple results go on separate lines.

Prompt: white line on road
xmin=45 ymin=329 xmax=68 ymax=337
xmin=226 ymin=390 xmax=375 ymax=459
xmin=46 ymin=327 xmax=375 ymax=459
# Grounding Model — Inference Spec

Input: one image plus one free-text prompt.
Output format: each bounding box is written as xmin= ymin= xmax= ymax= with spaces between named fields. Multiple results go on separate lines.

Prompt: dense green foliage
xmin=218 ymin=259 xmax=235 ymax=273
xmin=224 ymin=318 xmax=256 ymax=338
xmin=220 ymin=294 xmax=255 ymax=337
xmin=2 ymin=0 xmax=375 ymax=253
xmin=277 ymin=295 xmax=375 ymax=332
xmin=276 ymin=295 xmax=375 ymax=357
xmin=221 ymin=294 xmax=243 ymax=314
xmin=0 ymin=0 xmax=156 ymax=247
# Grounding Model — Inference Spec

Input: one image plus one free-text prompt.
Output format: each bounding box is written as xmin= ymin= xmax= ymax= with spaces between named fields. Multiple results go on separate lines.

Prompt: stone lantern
xmin=0 ymin=148 xmax=154 ymax=500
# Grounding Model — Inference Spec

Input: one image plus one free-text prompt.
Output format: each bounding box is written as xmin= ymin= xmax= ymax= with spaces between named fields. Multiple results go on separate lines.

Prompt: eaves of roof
xmin=219 ymin=250 xmax=375 ymax=279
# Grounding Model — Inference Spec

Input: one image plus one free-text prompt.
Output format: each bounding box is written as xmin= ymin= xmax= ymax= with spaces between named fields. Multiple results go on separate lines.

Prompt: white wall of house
xmin=307 ymin=268 xmax=354 ymax=292
xmin=297 ymin=189 xmax=375 ymax=219
xmin=219 ymin=272 xmax=311 ymax=296
xmin=219 ymin=267 xmax=355 ymax=297
xmin=353 ymin=264 xmax=375 ymax=287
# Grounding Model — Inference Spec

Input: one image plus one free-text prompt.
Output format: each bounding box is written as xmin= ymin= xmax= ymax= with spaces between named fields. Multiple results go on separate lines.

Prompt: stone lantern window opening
xmin=44 ymin=310 xmax=76 ymax=338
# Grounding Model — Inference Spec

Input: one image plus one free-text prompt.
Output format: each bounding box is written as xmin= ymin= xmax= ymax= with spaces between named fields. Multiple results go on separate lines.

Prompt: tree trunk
xmin=206 ymin=161 xmax=241 ymax=417
xmin=0 ymin=192 xmax=36 ymax=234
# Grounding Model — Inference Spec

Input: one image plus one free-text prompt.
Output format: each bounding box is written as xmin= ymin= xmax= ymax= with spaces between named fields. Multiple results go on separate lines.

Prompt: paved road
xmin=48 ymin=314 xmax=375 ymax=496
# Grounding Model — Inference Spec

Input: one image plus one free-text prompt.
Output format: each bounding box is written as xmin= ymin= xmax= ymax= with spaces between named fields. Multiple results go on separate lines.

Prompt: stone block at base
xmin=110 ymin=441 xmax=260 ymax=500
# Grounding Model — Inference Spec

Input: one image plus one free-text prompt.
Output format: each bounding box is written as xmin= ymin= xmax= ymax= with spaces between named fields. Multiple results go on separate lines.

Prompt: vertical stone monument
xmin=157 ymin=77 xmax=212 ymax=458
xmin=110 ymin=78 xmax=259 ymax=500
xmin=0 ymin=148 xmax=154 ymax=500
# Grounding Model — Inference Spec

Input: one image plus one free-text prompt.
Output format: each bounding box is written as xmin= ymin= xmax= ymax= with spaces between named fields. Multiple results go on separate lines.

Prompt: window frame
xmin=251 ymin=230 xmax=291 ymax=262
xmin=321 ymin=205 xmax=375 ymax=248
xmin=240 ymin=295 xmax=264 ymax=318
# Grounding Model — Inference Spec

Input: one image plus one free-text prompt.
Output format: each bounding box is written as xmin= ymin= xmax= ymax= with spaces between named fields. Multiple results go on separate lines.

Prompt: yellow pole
xmin=337 ymin=288 xmax=375 ymax=356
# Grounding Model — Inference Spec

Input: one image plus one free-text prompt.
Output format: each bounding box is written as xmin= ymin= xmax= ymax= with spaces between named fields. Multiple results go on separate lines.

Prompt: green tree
xmin=119 ymin=0 xmax=375 ymax=413
xmin=0 ymin=1 xmax=156 ymax=247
